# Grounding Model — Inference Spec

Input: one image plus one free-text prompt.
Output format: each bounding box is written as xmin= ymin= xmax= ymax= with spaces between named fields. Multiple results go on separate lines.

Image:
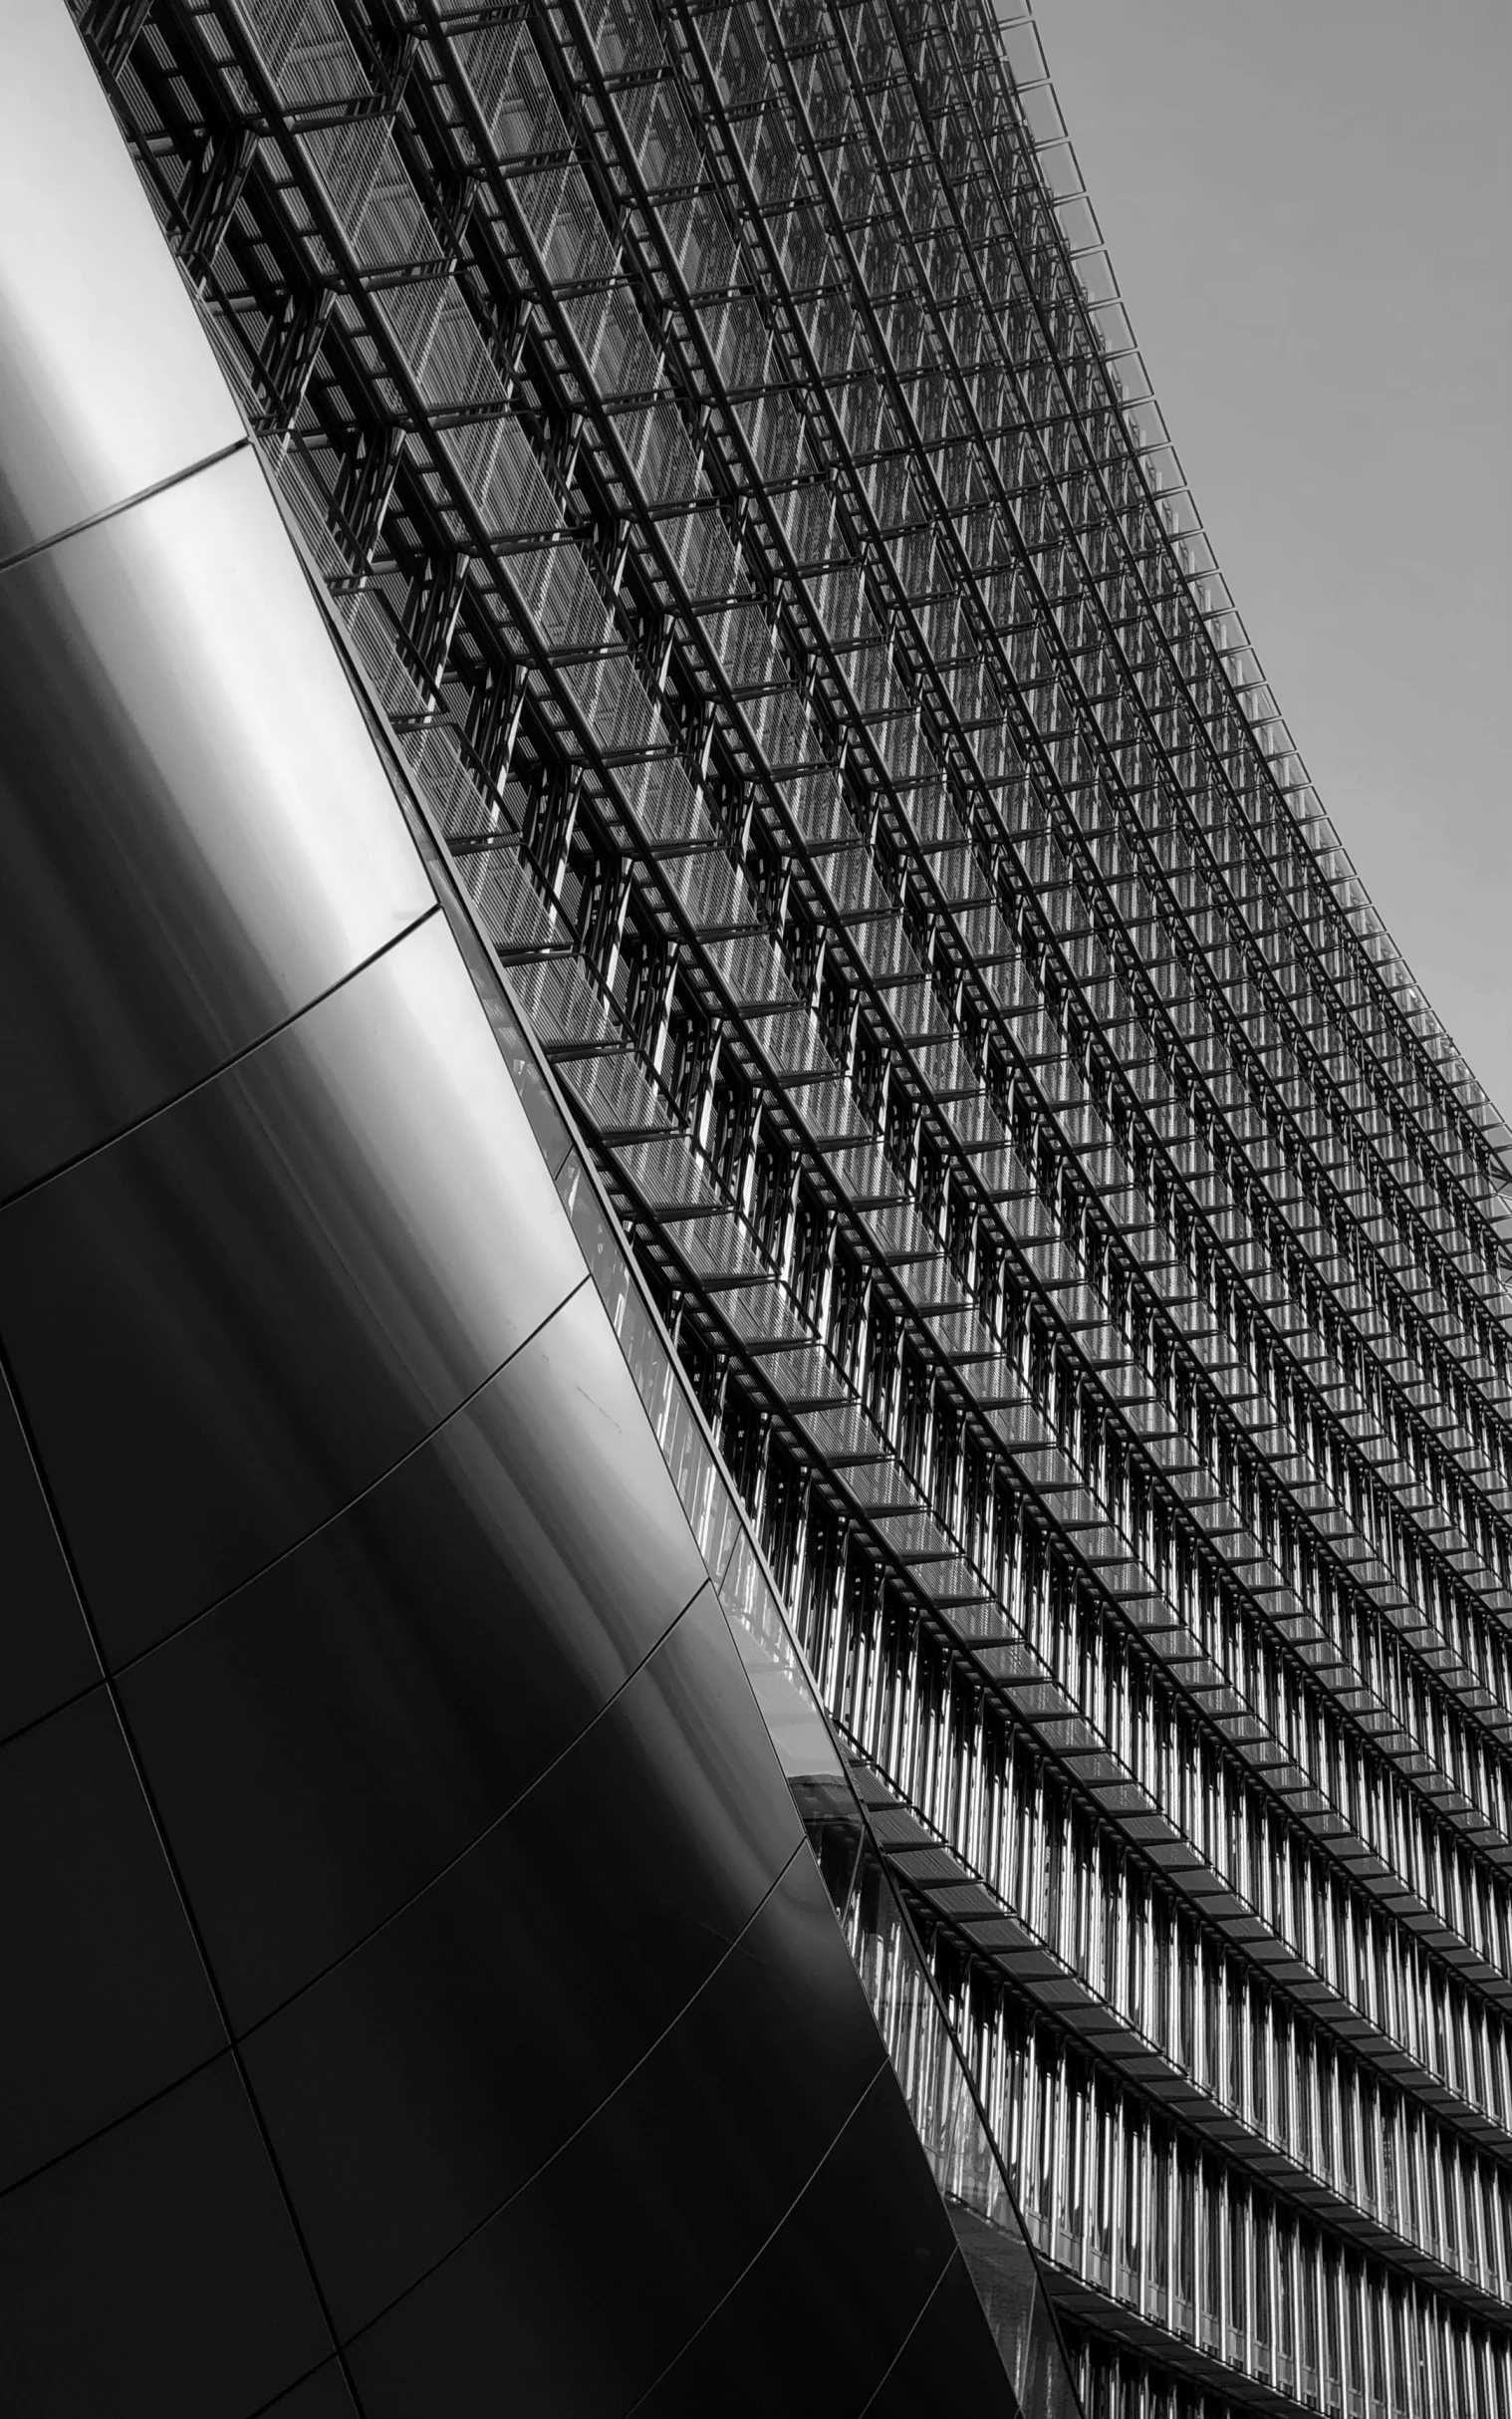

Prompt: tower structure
xmin=25 ymin=0 xmax=1512 ymax=2413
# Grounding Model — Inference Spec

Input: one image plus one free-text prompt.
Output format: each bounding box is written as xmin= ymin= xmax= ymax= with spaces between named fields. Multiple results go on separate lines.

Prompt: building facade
xmin=12 ymin=0 xmax=1512 ymax=2411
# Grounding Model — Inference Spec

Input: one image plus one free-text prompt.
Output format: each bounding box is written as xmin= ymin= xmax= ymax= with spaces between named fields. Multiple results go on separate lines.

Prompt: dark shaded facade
xmin=9 ymin=0 xmax=1512 ymax=2413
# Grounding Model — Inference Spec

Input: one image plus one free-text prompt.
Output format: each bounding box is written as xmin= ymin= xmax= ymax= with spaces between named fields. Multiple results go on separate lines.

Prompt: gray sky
xmin=1024 ymin=0 xmax=1512 ymax=1120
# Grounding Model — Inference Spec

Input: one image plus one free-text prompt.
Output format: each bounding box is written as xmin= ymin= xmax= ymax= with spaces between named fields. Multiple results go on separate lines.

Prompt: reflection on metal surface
xmin=341 ymin=1850 xmax=910 ymax=2417
xmin=0 ymin=0 xmax=243 ymax=564
xmin=0 ymin=447 xmax=434 ymax=1200
xmin=119 ymin=1286 xmax=714 ymax=2029
xmin=237 ymin=1585 xmax=807 ymax=2339
xmin=0 ymin=916 xmax=589 ymax=1659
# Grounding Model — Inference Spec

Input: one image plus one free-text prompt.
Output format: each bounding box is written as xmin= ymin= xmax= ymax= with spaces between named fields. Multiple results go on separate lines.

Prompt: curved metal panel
xmin=241 ymin=1585 xmax=804 ymax=2335
xmin=0 ymin=1689 xmax=224 ymax=2194
xmin=632 ymin=2068 xmax=960 ymax=2416
xmin=343 ymin=1849 xmax=889 ymax=2418
xmin=0 ymin=2057 xmax=331 ymax=2419
xmin=0 ymin=916 xmax=587 ymax=1659
xmin=257 ymin=2365 xmax=363 ymax=2419
xmin=0 ymin=1366 xmax=98 ymax=1742
xmin=121 ymin=1283 xmax=717 ymax=2028
xmin=862 ymin=2254 xmax=1026 ymax=2418
xmin=0 ymin=447 xmax=435 ymax=1199
xmin=0 ymin=0 xmax=242 ymax=565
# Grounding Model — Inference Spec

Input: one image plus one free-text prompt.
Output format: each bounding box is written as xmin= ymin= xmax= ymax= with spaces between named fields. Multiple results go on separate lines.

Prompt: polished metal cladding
xmin=627 ymin=2062 xmax=968 ymax=2417
xmin=340 ymin=1850 xmax=914 ymax=2412
xmin=0 ymin=1688 xmax=225 ymax=2197
xmin=0 ymin=448 xmax=434 ymax=1199
xmin=236 ymin=1585 xmax=810 ymax=2340
xmin=0 ymin=915 xmax=590 ymax=1658
xmin=0 ymin=2058 xmax=332 ymax=2417
xmin=0 ymin=5 xmax=1027 ymax=2411
xmin=0 ymin=0 xmax=242 ymax=563
xmin=118 ymin=1283 xmax=719 ymax=2025
xmin=0 ymin=1368 xmax=98 ymax=1740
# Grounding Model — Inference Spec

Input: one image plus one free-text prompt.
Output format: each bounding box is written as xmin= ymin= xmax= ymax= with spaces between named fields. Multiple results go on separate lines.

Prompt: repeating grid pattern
xmin=78 ymin=0 xmax=1512 ymax=2412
